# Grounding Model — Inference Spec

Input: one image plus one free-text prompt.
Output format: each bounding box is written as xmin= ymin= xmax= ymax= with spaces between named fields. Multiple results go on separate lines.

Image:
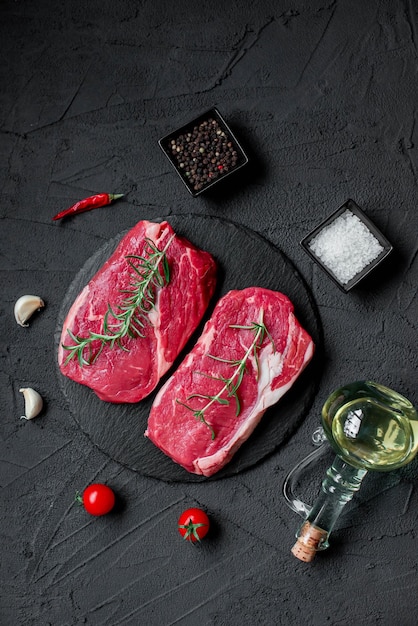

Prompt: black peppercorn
xmin=166 ymin=117 xmax=243 ymax=192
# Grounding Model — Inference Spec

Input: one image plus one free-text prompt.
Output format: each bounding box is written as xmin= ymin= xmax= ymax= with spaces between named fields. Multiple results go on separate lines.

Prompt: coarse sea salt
xmin=308 ymin=210 xmax=384 ymax=285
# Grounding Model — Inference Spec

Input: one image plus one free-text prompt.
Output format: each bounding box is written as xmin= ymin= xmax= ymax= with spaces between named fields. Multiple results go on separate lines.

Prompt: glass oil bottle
xmin=285 ymin=381 xmax=418 ymax=562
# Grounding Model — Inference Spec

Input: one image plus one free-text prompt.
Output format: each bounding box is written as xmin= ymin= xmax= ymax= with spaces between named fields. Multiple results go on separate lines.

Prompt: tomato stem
xmin=179 ymin=521 xmax=208 ymax=542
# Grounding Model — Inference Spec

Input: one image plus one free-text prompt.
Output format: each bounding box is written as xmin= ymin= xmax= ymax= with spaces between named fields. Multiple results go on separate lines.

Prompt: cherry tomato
xmin=178 ymin=507 xmax=210 ymax=543
xmin=79 ymin=484 xmax=116 ymax=516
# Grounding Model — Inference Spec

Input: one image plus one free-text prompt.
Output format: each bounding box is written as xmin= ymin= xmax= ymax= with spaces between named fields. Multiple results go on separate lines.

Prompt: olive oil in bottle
xmin=322 ymin=381 xmax=418 ymax=471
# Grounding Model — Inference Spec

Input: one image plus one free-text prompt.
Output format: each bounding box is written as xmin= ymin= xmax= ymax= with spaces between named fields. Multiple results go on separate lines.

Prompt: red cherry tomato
xmin=80 ymin=484 xmax=116 ymax=516
xmin=178 ymin=507 xmax=210 ymax=543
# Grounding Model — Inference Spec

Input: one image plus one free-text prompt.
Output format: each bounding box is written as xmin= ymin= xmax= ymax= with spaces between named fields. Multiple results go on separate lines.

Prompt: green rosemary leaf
xmin=162 ymin=254 xmax=170 ymax=283
xmin=186 ymin=392 xmax=230 ymax=406
xmin=175 ymin=399 xmax=195 ymax=412
xmin=194 ymin=411 xmax=216 ymax=440
xmin=207 ymin=354 xmax=241 ymax=366
xmin=64 ymin=328 xmax=80 ymax=343
xmin=233 ymin=390 xmax=241 ymax=417
xmin=264 ymin=328 xmax=276 ymax=352
xmin=117 ymin=342 xmax=131 ymax=352
xmin=186 ymin=393 xmax=211 ymax=400
xmin=80 ymin=342 xmax=93 ymax=366
xmin=230 ymin=364 xmax=246 ymax=395
xmin=175 ymin=400 xmax=216 ymax=439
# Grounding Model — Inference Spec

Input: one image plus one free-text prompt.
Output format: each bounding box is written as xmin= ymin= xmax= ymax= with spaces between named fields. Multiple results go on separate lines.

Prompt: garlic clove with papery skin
xmin=19 ymin=387 xmax=43 ymax=420
xmin=14 ymin=295 xmax=45 ymax=327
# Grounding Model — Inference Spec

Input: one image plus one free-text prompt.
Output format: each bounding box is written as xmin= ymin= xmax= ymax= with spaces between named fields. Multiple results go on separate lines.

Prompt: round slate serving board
xmin=55 ymin=214 xmax=322 ymax=481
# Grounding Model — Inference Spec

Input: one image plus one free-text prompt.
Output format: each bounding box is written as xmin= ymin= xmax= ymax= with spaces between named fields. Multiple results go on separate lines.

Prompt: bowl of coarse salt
xmin=301 ymin=199 xmax=393 ymax=292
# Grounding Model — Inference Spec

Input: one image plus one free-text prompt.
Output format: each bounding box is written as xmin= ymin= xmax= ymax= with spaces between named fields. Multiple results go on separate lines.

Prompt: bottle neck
xmin=291 ymin=456 xmax=367 ymax=562
xmin=321 ymin=455 xmax=367 ymax=501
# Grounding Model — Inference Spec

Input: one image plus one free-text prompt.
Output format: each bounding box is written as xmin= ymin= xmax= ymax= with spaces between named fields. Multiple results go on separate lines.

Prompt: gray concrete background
xmin=1 ymin=1 xmax=417 ymax=624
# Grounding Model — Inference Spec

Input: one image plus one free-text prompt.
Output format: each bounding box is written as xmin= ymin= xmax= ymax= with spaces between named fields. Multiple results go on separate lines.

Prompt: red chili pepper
xmin=52 ymin=193 xmax=124 ymax=221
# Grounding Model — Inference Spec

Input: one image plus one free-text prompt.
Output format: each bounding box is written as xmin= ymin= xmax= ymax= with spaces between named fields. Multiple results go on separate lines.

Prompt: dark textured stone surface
xmin=1 ymin=1 xmax=417 ymax=624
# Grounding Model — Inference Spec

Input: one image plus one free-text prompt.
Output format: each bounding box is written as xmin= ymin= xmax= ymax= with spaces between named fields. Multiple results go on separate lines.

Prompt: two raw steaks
xmin=59 ymin=220 xmax=314 ymax=476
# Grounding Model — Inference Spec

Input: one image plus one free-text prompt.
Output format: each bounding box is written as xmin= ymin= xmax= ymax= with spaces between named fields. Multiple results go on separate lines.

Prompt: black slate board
xmin=55 ymin=214 xmax=322 ymax=481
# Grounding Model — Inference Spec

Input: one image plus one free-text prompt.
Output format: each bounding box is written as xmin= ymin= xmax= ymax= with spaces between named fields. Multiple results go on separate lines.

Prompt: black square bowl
xmin=159 ymin=107 xmax=249 ymax=196
xmin=300 ymin=199 xmax=393 ymax=292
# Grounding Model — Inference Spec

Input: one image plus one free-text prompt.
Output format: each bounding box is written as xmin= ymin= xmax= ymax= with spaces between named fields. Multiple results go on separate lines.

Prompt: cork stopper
xmin=291 ymin=521 xmax=328 ymax=562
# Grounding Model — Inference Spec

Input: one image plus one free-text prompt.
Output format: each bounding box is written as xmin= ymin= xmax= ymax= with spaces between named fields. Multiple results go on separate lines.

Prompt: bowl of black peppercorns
xmin=159 ymin=108 xmax=249 ymax=196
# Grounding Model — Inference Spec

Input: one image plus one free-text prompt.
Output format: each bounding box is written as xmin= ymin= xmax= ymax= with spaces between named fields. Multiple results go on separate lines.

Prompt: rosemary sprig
xmin=62 ymin=234 xmax=175 ymax=366
xmin=176 ymin=309 xmax=275 ymax=440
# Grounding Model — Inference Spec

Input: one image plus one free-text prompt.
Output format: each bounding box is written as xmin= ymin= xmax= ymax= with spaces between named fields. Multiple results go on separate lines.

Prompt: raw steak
xmin=145 ymin=287 xmax=314 ymax=476
xmin=58 ymin=220 xmax=217 ymax=403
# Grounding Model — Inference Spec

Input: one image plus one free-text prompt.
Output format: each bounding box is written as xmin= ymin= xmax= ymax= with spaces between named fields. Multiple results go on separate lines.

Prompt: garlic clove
xmin=14 ymin=295 xmax=45 ymax=327
xmin=19 ymin=387 xmax=43 ymax=420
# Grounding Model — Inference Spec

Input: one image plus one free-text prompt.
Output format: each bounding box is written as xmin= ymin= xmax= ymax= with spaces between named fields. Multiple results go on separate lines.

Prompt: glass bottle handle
xmin=282 ymin=426 xmax=328 ymax=517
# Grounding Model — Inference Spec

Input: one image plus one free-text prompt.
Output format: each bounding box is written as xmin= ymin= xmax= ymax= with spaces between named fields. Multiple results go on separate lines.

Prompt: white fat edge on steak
xmin=194 ymin=312 xmax=314 ymax=475
xmin=145 ymin=221 xmax=176 ymax=377
xmin=58 ymin=284 xmax=91 ymax=363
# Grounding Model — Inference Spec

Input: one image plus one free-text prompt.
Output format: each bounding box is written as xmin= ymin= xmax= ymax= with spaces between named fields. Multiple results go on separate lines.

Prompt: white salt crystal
xmin=308 ymin=210 xmax=384 ymax=284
